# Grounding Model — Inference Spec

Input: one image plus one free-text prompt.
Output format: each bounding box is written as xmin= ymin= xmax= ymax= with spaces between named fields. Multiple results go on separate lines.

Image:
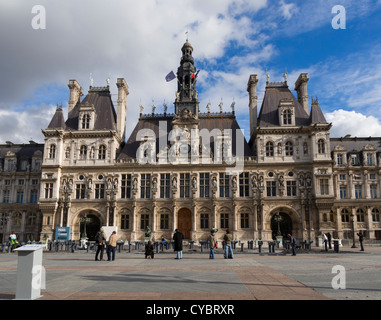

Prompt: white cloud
xmin=326 ymin=109 xmax=381 ymax=137
xmin=279 ymin=0 xmax=298 ymax=20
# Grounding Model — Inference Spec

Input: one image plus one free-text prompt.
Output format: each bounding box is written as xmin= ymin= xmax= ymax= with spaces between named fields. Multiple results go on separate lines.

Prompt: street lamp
xmin=274 ymin=213 xmax=283 ymax=236
xmin=79 ymin=214 xmax=91 ymax=240
xmin=350 ymin=213 xmax=357 ymax=248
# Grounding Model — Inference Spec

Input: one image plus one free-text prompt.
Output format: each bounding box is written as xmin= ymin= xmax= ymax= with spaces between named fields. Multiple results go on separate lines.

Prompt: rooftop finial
xmin=283 ymin=68 xmax=288 ymax=83
xmin=266 ymin=68 xmax=270 ymax=84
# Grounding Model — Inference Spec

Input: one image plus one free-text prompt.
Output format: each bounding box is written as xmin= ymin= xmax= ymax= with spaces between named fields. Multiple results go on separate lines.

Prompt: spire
xmin=309 ymin=97 xmax=327 ymax=124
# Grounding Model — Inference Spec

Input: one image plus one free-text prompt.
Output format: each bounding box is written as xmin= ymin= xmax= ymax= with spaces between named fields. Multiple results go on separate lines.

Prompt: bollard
xmin=54 ymin=242 xmax=59 ymax=252
xmin=86 ymin=242 xmax=90 ymax=253
xmin=1 ymin=243 xmax=5 ymax=253
xmin=200 ymin=243 xmax=204 ymax=253
xmin=333 ymin=240 xmax=339 ymax=253
xmin=241 ymin=243 xmax=244 ymax=252
xmin=258 ymin=241 xmax=263 ymax=253
xmin=71 ymin=241 xmax=75 ymax=253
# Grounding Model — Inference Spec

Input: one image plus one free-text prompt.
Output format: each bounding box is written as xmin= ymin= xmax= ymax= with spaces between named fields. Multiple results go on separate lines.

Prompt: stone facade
xmin=1 ymin=41 xmax=381 ymax=243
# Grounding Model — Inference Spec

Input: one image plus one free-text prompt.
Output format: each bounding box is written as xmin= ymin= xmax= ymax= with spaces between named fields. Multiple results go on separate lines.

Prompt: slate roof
xmin=0 ymin=143 xmax=44 ymax=171
xmin=330 ymin=137 xmax=381 ymax=152
xmin=64 ymin=87 xmax=117 ymax=131
xmin=47 ymin=107 xmax=66 ymax=129
xmin=257 ymin=84 xmax=310 ymax=127
xmin=118 ymin=114 xmax=254 ymax=160
xmin=309 ymin=102 xmax=327 ymax=124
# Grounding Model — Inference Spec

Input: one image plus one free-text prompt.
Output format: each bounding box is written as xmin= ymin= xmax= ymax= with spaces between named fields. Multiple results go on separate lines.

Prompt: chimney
xmin=247 ymin=74 xmax=258 ymax=137
xmin=68 ymin=80 xmax=83 ymax=114
xmin=294 ymin=73 xmax=309 ymax=115
xmin=116 ymin=78 xmax=129 ymax=140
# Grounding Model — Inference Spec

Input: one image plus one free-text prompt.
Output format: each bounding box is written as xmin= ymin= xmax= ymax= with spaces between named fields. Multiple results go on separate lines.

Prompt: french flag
xmin=191 ymin=70 xmax=200 ymax=79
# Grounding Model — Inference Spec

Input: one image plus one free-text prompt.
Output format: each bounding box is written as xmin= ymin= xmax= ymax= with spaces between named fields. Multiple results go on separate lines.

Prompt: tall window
xmin=141 ymin=174 xmax=151 ymax=199
xmin=141 ymin=214 xmax=149 ymax=230
xmin=45 ymin=183 xmax=53 ymax=199
xmin=320 ymin=179 xmax=329 ymax=195
xmin=239 ymin=172 xmax=249 ymax=197
xmin=220 ymin=213 xmax=229 ymax=229
xmin=286 ymin=181 xmax=297 ymax=196
xmin=98 ymin=145 xmax=106 ymax=160
xmin=95 ymin=183 xmax=105 ymax=199
xmin=3 ymin=190 xmax=10 ymax=203
xmin=28 ymin=213 xmax=37 ymax=225
xmin=285 ymin=141 xmax=293 ymax=156
xmin=30 ymin=189 xmax=38 ymax=203
xmin=318 ymin=139 xmax=325 ymax=154
xmin=199 ymin=173 xmax=209 ymax=198
xmin=160 ymin=174 xmax=170 ymax=199
xmin=121 ymin=215 xmax=129 ymax=229
xmin=200 ymin=213 xmax=209 ymax=229
xmin=121 ymin=174 xmax=132 ymax=199
xmin=266 ymin=142 xmax=274 ymax=157
xmin=356 ymin=209 xmax=365 ymax=222
xmin=160 ymin=214 xmax=169 ymax=229
xmin=337 ymin=154 xmax=343 ymax=165
xmin=370 ymin=184 xmax=378 ymax=199
xmin=80 ymin=145 xmax=87 ymax=160
xmin=49 ymin=144 xmax=56 ymax=159
xmin=219 ymin=173 xmax=230 ymax=198
xmin=82 ymin=114 xmax=90 ymax=129
xmin=283 ymin=109 xmax=292 ymax=125
xmin=341 ymin=209 xmax=350 ymax=222
xmin=180 ymin=173 xmax=190 ymax=198
xmin=240 ymin=213 xmax=249 ymax=228
xmin=16 ymin=191 xmax=24 ymax=203
xmin=351 ymin=154 xmax=359 ymax=166
xmin=372 ymin=208 xmax=380 ymax=222
xmin=266 ymin=181 xmax=276 ymax=197
xmin=367 ymin=153 xmax=373 ymax=166
xmin=340 ymin=185 xmax=347 ymax=199
xmin=355 ymin=185 xmax=362 ymax=199
xmin=7 ymin=160 xmax=14 ymax=171
xmin=75 ymin=184 xmax=86 ymax=199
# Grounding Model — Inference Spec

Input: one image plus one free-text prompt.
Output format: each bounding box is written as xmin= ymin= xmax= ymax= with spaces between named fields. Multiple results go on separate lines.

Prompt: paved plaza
xmin=0 ymin=244 xmax=380 ymax=304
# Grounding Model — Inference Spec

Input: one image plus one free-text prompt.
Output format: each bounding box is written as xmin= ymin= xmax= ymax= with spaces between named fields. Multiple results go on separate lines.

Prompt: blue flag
xmin=165 ymin=71 xmax=176 ymax=82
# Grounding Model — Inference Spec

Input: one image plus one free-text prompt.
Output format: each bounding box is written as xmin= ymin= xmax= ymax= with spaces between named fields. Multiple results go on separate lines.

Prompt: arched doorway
xmin=79 ymin=212 xmax=101 ymax=241
xmin=178 ymin=208 xmax=192 ymax=239
xmin=271 ymin=212 xmax=293 ymax=240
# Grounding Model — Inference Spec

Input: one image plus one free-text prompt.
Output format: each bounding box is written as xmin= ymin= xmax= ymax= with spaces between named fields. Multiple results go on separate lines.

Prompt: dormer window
xmin=266 ymin=142 xmax=274 ymax=157
xmin=82 ymin=114 xmax=90 ymax=129
xmin=285 ymin=141 xmax=293 ymax=156
xmin=49 ymin=144 xmax=56 ymax=159
xmin=283 ymin=109 xmax=292 ymax=125
xmin=98 ymin=145 xmax=106 ymax=160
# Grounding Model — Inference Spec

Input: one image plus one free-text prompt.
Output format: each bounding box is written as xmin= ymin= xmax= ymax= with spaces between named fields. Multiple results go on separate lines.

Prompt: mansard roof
xmin=118 ymin=113 xmax=254 ymax=160
xmin=330 ymin=137 xmax=381 ymax=153
xmin=65 ymin=86 xmax=117 ymax=131
xmin=257 ymin=84 xmax=310 ymax=127
xmin=0 ymin=142 xmax=44 ymax=171
xmin=47 ymin=107 xmax=66 ymax=129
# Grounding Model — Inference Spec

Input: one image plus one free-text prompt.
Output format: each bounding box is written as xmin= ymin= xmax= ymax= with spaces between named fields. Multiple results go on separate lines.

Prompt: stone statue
xmin=145 ymin=226 xmax=151 ymax=238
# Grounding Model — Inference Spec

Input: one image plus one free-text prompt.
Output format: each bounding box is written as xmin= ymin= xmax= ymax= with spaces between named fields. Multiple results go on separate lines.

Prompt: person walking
xmin=173 ymin=229 xmax=184 ymax=259
xmin=327 ymin=232 xmax=332 ymax=249
xmin=145 ymin=241 xmax=154 ymax=259
xmin=323 ymin=233 xmax=328 ymax=251
xmin=107 ymin=231 xmax=117 ymax=261
xmin=95 ymin=228 xmax=106 ymax=261
xmin=223 ymin=229 xmax=233 ymax=259
xmin=208 ymin=231 xmax=217 ymax=259
xmin=288 ymin=233 xmax=297 ymax=256
xmin=357 ymin=231 xmax=364 ymax=251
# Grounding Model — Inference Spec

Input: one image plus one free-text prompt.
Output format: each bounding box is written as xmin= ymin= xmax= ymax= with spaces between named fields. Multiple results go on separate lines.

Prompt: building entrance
xmin=178 ymin=208 xmax=192 ymax=239
xmin=79 ymin=213 xmax=100 ymax=241
xmin=271 ymin=212 xmax=293 ymax=240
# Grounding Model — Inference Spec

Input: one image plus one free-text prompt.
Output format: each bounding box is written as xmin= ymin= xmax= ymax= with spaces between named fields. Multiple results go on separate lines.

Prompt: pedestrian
xmin=208 ymin=231 xmax=217 ymax=259
xmin=9 ymin=232 xmax=20 ymax=251
xmin=327 ymin=232 xmax=332 ymax=249
xmin=107 ymin=231 xmax=117 ymax=261
xmin=173 ymin=229 xmax=184 ymax=259
xmin=161 ymin=234 xmax=167 ymax=249
xmin=357 ymin=231 xmax=364 ymax=251
xmin=145 ymin=240 xmax=154 ymax=259
xmin=323 ymin=233 xmax=328 ymax=251
xmin=223 ymin=229 xmax=233 ymax=259
xmin=288 ymin=233 xmax=297 ymax=256
xmin=95 ymin=228 xmax=107 ymax=261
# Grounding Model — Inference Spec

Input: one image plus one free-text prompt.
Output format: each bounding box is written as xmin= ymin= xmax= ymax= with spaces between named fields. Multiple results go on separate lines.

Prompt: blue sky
xmin=1 ymin=0 xmax=381 ymax=143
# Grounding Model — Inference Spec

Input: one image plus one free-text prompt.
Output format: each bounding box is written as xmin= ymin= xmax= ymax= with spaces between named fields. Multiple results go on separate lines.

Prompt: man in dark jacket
xmin=173 ymin=229 xmax=184 ymax=259
xmin=357 ymin=231 xmax=364 ymax=251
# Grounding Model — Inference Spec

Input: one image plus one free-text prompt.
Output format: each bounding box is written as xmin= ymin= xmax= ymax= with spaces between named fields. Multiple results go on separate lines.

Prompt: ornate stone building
xmin=2 ymin=40 xmax=381 ymax=243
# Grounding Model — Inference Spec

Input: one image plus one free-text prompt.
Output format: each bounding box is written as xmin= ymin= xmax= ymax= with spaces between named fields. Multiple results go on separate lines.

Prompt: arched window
xmin=318 ymin=139 xmax=325 ymax=154
xmin=341 ymin=208 xmax=350 ymax=222
xmin=98 ymin=145 xmax=106 ymax=160
xmin=49 ymin=144 xmax=56 ymax=159
xmin=80 ymin=145 xmax=87 ymax=160
xmin=82 ymin=114 xmax=90 ymax=129
xmin=283 ymin=109 xmax=292 ymax=125
xmin=356 ymin=208 xmax=365 ymax=222
xmin=285 ymin=141 xmax=293 ymax=156
xmin=266 ymin=142 xmax=274 ymax=157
